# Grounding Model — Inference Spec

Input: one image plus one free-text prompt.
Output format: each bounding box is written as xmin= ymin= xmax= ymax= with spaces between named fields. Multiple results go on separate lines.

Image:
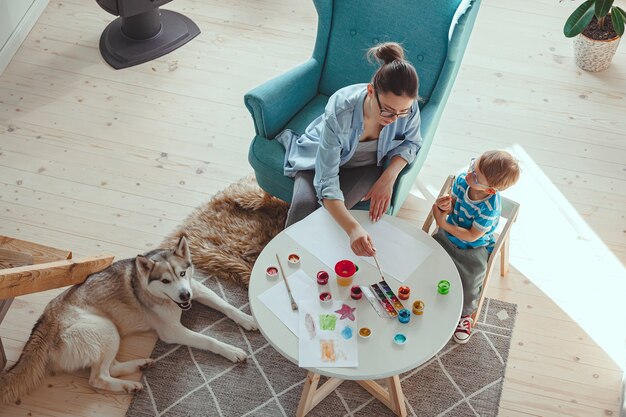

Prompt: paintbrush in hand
xmin=276 ymin=254 xmax=298 ymax=311
xmin=372 ymin=253 xmax=386 ymax=282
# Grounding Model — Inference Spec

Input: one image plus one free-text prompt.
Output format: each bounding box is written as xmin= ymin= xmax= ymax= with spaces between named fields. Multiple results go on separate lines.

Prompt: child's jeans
xmin=433 ymin=228 xmax=489 ymax=316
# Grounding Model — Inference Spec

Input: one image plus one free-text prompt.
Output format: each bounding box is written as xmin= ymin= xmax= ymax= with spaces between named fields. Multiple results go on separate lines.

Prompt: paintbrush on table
xmin=372 ymin=253 xmax=386 ymax=282
xmin=276 ymin=254 xmax=298 ymax=311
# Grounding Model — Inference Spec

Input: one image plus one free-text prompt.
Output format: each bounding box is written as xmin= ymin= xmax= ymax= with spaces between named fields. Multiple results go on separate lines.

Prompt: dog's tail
xmin=0 ymin=316 xmax=52 ymax=405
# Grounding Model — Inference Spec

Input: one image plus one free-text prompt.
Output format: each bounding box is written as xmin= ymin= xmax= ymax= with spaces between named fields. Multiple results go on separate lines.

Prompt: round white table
xmin=249 ymin=210 xmax=462 ymax=417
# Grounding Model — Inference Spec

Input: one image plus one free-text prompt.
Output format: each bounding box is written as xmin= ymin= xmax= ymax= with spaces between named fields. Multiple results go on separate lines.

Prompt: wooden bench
xmin=0 ymin=236 xmax=114 ymax=369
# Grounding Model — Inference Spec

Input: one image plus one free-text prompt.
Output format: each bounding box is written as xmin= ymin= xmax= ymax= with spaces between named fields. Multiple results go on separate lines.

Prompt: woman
xmin=276 ymin=42 xmax=422 ymax=257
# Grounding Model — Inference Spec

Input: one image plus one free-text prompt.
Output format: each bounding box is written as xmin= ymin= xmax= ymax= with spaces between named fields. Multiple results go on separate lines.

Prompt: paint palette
xmin=361 ymin=286 xmax=390 ymax=318
xmin=370 ymin=283 xmax=399 ymax=318
xmin=378 ymin=281 xmax=407 ymax=312
xmin=367 ymin=281 xmax=407 ymax=318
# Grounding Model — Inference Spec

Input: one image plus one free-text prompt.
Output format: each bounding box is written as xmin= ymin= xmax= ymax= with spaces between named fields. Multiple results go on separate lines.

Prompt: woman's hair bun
xmin=367 ymin=42 xmax=405 ymax=65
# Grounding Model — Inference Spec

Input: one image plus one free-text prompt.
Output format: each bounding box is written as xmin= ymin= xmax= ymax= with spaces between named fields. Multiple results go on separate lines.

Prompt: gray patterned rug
xmin=127 ymin=275 xmax=517 ymax=417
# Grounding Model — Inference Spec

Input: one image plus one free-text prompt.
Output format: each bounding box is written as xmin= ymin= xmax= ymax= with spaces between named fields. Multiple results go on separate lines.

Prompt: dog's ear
xmin=174 ymin=236 xmax=191 ymax=261
xmin=135 ymin=255 xmax=155 ymax=278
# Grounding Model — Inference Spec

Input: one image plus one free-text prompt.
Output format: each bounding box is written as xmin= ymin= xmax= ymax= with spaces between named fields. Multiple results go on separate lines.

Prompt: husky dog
xmin=0 ymin=237 xmax=256 ymax=404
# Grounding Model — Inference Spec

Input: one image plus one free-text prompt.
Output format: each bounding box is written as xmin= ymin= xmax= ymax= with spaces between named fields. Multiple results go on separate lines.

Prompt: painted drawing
xmin=335 ymin=304 xmax=356 ymax=321
xmin=298 ymin=299 xmax=358 ymax=367
xmin=305 ymin=313 xmax=316 ymax=340
xmin=319 ymin=314 xmax=337 ymax=330
xmin=341 ymin=325 xmax=353 ymax=340
xmin=320 ymin=340 xmax=336 ymax=362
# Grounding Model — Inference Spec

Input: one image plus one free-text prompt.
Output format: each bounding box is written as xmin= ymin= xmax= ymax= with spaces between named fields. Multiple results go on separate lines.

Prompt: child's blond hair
xmin=479 ymin=150 xmax=520 ymax=190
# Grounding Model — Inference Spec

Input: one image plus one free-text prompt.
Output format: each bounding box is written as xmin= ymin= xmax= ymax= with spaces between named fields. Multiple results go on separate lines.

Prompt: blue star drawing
xmin=335 ymin=304 xmax=356 ymax=321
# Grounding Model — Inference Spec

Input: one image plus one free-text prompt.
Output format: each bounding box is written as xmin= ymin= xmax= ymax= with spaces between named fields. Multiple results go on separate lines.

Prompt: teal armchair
xmin=245 ymin=0 xmax=481 ymax=215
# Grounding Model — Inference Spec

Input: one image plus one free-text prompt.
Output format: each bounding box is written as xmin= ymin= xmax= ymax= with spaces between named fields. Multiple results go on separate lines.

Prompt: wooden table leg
xmin=296 ymin=372 xmax=320 ymax=417
xmin=297 ymin=372 xmax=407 ymax=417
xmin=296 ymin=372 xmax=344 ymax=417
xmin=356 ymin=375 xmax=407 ymax=417
xmin=387 ymin=375 xmax=408 ymax=417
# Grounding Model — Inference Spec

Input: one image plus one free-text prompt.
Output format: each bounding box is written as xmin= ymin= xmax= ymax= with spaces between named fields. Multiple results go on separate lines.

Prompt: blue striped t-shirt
xmin=444 ymin=173 xmax=501 ymax=252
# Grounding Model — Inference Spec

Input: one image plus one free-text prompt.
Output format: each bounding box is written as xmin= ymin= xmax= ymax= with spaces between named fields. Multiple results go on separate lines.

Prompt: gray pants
xmin=285 ymin=165 xmax=383 ymax=227
xmin=433 ymin=228 xmax=489 ymax=316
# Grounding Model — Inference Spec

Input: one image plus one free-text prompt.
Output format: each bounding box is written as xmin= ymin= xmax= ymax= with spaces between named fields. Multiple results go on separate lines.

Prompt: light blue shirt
xmin=275 ymin=84 xmax=422 ymax=202
xmin=445 ymin=173 xmax=501 ymax=252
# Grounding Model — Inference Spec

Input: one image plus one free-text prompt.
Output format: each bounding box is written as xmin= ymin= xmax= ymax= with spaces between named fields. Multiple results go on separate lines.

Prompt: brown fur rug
xmin=163 ymin=176 xmax=288 ymax=287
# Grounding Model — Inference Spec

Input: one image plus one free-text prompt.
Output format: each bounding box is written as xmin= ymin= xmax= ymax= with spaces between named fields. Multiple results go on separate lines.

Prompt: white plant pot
xmin=573 ymin=33 xmax=621 ymax=72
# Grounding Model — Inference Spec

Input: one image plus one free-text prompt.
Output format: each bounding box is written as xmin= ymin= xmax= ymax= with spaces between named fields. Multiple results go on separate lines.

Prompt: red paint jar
xmin=335 ymin=260 xmax=356 ymax=287
xmin=319 ymin=291 xmax=332 ymax=305
xmin=350 ymin=285 xmax=363 ymax=300
xmin=316 ymin=271 xmax=329 ymax=285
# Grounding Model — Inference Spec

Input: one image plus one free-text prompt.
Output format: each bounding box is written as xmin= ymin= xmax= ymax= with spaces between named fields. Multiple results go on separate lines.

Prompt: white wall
xmin=0 ymin=0 xmax=49 ymax=75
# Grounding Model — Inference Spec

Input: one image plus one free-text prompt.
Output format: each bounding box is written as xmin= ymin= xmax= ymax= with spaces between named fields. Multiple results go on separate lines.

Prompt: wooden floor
xmin=0 ymin=0 xmax=624 ymax=415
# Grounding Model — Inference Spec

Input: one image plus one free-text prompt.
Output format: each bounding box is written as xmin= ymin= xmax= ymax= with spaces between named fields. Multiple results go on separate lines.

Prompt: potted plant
xmin=563 ymin=0 xmax=626 ymax=71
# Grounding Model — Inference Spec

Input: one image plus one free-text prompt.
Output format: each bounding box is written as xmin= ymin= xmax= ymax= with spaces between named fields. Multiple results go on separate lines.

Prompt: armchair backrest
xmin=313 ymin=0 xmax=463 ymax=105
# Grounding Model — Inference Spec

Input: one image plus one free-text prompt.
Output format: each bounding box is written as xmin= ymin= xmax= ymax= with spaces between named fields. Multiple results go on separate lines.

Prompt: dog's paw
xmin=237 ymin=314 xmax=258 ymax=331
xmin=223 ymin=346 xmax=248 ymax=363
xmin=123 ymin=381 xmax=143 ymax=394
xmin=139 ymin=359 xmax=156 ymax=371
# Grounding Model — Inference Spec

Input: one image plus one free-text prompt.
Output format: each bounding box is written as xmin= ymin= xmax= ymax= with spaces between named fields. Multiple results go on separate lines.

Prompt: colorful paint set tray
xmin=364 ymin=281 xmax=407 ymax=318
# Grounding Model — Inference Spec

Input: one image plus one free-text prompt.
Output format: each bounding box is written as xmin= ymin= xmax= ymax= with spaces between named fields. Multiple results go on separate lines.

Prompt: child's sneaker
xmin=453 ymin=315 xmax=473 ymax=344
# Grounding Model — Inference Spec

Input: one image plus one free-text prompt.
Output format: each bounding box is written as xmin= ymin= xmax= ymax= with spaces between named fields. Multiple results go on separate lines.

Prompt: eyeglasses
xmin=468 ymin=158 xmax=497 ymax=193
xmin=374 ymin=90 xmax=412 ymax=119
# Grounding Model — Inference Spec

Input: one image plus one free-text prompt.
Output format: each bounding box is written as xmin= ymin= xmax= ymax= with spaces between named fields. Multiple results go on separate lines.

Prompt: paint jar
xmin=319 ymin=291 xmax=332 ymax=305
xmin=398 ymin=286 xmax=410 ymax=300
xmin=335 ymin=260 xmax=356 ymax=287
xmin=350 ymin=286 xmax=363 ymax=300
xmin=393 ymin=333 xmax=407 ymax=346
xmin=288 ymin=253 xmax=300 ymax=267
xmin=398 ymin=308 xmax=411 ymax=324
xmin=358 ymin=327 xmax=372 ymax=339
xmin=412 ymin=300 xmax=425 ymax=315
xmin=437 ymin=280 xmax=450 ymax=295
xmin=266 ymin=266 xmax=279 ymax=280
xmin=316 ymin=271 xmax=329 ymax=285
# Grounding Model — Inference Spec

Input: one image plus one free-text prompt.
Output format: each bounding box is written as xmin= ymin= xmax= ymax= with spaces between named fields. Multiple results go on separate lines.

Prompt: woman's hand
xmin=362 ymin=175 xmax=394 ymax=222
xmin=348 ymin=224 xmax=376 ymax=257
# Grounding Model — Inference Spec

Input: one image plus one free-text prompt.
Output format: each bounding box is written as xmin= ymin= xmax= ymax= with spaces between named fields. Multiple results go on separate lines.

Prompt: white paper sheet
xmin=285 ymin=208 xmax=432 ymax=282
xmin=360 ymin=219 xmax=432 ymax=282
xmin=285 ymin=208 xmax=355 ymax=268
xmin=256 ymin=269 xmax=316 ymax=335
xmin=298 ymin=299 xmax=358 ymax=368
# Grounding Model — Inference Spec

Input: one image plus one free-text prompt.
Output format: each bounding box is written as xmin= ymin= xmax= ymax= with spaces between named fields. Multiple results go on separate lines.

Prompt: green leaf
xmin=611 ymin=6 xmax=626 ymax=37
xmin=595 ymin=0 xmax=613 ymax=19
xmin=564 ymin=0 xmax=596 ymax=37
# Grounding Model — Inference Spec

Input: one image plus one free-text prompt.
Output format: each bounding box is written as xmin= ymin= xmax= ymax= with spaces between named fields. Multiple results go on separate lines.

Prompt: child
xmin=432 ymin=150 xmax=520 ymax=344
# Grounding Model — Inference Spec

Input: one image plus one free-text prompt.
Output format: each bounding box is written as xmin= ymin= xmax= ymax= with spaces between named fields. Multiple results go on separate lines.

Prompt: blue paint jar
xmin=393 ymin=333 xmax=407 ymax=346
xmin=398 ymin=308 xmax=411 ymax=323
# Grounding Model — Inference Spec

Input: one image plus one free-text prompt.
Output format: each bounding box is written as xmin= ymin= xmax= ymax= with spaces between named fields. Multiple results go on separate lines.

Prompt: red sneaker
xmin=453 ymin=315 xmax=473 ymax=344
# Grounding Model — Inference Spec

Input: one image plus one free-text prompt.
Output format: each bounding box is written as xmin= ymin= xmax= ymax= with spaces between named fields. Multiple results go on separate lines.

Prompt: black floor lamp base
xmin=99 ymin=9 xmax=200 ymax=70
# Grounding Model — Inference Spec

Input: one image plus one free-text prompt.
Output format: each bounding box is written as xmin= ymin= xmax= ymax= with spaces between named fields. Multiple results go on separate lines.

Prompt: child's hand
xmin=432 ymin=204 xmax=447 ymax=226
xmin=436 ymin=195 xmax=452 ymax=212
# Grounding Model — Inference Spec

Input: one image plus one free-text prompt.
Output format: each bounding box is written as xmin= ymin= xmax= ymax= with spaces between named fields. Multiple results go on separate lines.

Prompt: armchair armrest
xmin=389 ymin=103 xmax=439 ymax=215
xmin=244 ymin=58 xmax=322 ymax=139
